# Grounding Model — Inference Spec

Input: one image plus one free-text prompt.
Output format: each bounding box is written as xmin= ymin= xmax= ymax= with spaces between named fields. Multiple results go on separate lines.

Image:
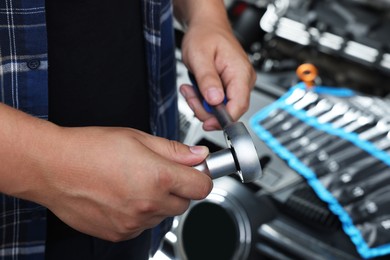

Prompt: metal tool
xmin=337 ymin=167 xmax=390 ymax=205
xmin=188 ymin=72 xmax=262 ymax=183
xmin=281 ymin=102 xmax=349 ymax=151
xmin=261 ymin=89 xmax=319 ymax=132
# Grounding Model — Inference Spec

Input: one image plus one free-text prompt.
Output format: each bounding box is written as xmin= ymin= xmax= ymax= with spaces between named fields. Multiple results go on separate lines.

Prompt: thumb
xmin=194 ymin=70 xmax=225 ymax=106
xmin=187 ymin=56 xmax=225 ymax=106
xmin=163 ymin=142 xmax=210 ymax=166
xmin=137 ymin=133 xmax=209 ymax=166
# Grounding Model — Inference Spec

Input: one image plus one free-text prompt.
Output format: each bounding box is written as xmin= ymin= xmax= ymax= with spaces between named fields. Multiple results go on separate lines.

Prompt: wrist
xmin=0 ymin=104 xmax=62 ymax=204
xmin=174 ymin=0 xmax=229 ymax=30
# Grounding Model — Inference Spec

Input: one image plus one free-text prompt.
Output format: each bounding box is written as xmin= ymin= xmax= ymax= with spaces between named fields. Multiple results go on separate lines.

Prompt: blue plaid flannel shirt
xmin=0 ymin=0 xmax=178 ymax=259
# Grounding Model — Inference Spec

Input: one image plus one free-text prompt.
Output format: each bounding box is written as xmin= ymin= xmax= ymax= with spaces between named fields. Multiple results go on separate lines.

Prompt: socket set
xmin=250 ymin=83 xmax=390 ymax=259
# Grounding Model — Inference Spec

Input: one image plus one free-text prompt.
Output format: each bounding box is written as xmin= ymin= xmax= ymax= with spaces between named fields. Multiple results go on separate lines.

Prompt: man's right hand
xmin=0 ymin=103 xmax=213 ymax=241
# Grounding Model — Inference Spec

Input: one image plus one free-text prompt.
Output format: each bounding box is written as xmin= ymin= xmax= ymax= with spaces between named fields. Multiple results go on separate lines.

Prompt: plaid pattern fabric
xmin=0 ymin=0 xmax=48 ymax=118
xmin=0 ymin=0 xmax=178 ymax=259
xmin=0 ymin=2 xmax=48 ymax=259
xmin=143 ymin=0 xmax=179 ymax=140
xmin=142 ymin=0 xmax=178 ymax=254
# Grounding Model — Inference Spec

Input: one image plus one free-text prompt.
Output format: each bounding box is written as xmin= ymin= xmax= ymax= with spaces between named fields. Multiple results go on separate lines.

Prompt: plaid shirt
xmin=0 ymin=0 xmax=178 ymax=259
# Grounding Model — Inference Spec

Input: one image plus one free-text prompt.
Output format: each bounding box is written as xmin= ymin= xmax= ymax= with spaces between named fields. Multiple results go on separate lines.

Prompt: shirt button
xmin=27 ymin=59 xmax=41 ymax=70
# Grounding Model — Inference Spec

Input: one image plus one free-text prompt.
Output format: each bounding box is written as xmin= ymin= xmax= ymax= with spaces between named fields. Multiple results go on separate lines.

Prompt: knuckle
xmin=137 ymin=200 xmax=159 ymax=214
xmin=168 ymin=140 xmax=182 ymax=157
xmin=199 ymin=73 xmax=221 ymax=90
xmin=156 ymin=166 xmax=175 ymax=188
xmin=242 ymin=62 xmax=256 ymax=82
xmin=238 ymin=99 xmax=250 ymax=113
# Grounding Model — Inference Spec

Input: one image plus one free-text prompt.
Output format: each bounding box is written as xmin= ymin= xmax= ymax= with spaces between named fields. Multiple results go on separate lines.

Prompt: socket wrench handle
xmin=212 ymin=103 xmax=234 ymax=129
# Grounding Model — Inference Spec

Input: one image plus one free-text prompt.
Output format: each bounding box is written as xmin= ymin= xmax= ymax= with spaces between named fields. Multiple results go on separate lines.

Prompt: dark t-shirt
xmin=45 ymin=0 xmax=151 ymax=259
xmin=46 ymin=0 xmax=150 ymax=130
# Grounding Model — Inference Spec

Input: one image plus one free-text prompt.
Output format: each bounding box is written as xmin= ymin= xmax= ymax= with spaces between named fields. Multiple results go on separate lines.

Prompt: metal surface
xmin=223 ymin=122 xmax=262 ymax=182
xmin=194 ymin=122 xmax=262 ymax=182
xmin=211 ymin=103 xmax=234 ymax=129
xmin=210 ymin=97 xmax=262 ymax=182
xmin=172 ymin=177 xmax=257 ymax=260
xmin=194 ymin=149 xmax=237 ymax=179
xmin=194 ymin=118 xmax=262 ymax=182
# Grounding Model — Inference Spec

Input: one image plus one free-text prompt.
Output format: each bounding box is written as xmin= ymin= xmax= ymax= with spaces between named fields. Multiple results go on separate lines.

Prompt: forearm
xmin=173 ymin=0 xmax=231 ymax=30
xmin=0 ymin=103 xmax=58 ymax=201
xmin=0 ymin=103 xmax=213 ymax=241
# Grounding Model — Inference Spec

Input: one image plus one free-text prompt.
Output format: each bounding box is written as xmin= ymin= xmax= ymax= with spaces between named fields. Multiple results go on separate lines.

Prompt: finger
xmin=179 ymin=84 xmax=214 ymax=122
xmin=130 ymin=132 xmax=213 ymax=199
xmin=143 ymin=153 xmax=212 ymax=200
xmin=224 ymin=74 xmax=252 ymax=121
xmin=141 ymin=143 xmax=213 ymax=200
xmin=220 ymin=61 xmax=256 ymax=121
xmin=202 ymin=117 xmax=221 ymax=131
xmin=185 ymin=53 xmax=225 ymax=107
xmin=180 ymin=84 xmax=222 ymax=131
xmin=160 ymin=194 xmax=191 ymax=216
xmin=166 ymin=165 xmax=213 ymax=200
xmin=135 ymin=130 xmax=209 ymax=166
xmin=150 ymin=142 xmax=213 ymax=200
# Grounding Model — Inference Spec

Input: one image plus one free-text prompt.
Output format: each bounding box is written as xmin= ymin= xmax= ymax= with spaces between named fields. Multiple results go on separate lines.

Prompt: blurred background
xmin=153 ymin=0 xmax=390 ymax=259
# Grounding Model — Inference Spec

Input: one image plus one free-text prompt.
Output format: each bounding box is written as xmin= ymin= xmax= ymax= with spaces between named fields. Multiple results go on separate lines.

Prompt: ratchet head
xmin=187 ymin=70 xmax=262 ymax=182
xmin=224 ymin=122 xmax=262 ymax=183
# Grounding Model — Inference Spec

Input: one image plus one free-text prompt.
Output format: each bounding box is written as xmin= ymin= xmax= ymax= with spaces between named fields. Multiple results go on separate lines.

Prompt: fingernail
xmin=206 ymin=87 xmax=223 ymax=103
xmin=180 ymin=87 xmax=187 ymax=98
xmin=190 ymin=146 xmax=209 ymax=155
xmin=188 ymin=100 xmax=195 ymax=111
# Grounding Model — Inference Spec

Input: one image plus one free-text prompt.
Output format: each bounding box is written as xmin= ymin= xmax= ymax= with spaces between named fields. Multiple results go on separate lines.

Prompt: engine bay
xmin=155 ymin=1 xmax=390 ymax=259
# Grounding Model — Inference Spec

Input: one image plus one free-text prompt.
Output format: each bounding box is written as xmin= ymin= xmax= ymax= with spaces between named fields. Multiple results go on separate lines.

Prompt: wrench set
xmin=250 ymin=83 xmax=390 ymax=259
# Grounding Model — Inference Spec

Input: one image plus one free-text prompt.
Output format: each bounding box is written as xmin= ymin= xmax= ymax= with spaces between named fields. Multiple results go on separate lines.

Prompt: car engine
xmin=154 ymin=1 xmax=390 ymax=259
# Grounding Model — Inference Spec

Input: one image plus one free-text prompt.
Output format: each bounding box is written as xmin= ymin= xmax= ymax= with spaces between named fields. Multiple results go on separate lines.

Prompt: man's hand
xmin=0 ymin=103 xmax=213 ymax=242
xmin=175 ymin=0 xmax=257 ymax=131
xmin=39 ymin=127 xmax=213 ymax=241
